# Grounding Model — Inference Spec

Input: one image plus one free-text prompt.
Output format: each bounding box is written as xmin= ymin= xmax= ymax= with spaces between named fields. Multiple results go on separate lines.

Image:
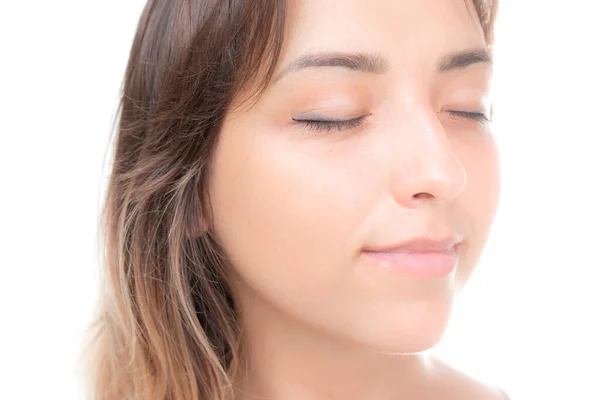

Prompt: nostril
xmin=413 ymin=192 xmax=434 ymax=200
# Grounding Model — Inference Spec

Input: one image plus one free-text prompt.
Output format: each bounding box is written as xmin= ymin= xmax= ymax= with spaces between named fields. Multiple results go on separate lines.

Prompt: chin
xmin=356 ymin=295 xmax=455 ymax=354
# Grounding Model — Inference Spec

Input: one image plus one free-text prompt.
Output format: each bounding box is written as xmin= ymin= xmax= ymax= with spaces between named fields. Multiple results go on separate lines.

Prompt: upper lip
xmin=363 ymin=235 xmax=463 ymax=253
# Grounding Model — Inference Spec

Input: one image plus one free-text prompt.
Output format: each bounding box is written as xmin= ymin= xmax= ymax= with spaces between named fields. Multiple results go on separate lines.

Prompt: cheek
xmin=467 ymin=134 xmax=501 ymax=230
xmin=208 ymin=119 xmax=376 ymax=310
xmin=454 ymin=133 xmax=501 ymax=282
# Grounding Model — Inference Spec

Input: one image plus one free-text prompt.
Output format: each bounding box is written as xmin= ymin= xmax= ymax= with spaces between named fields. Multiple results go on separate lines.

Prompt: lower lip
xmin=361 ymin=246 xmax=459 ymax=278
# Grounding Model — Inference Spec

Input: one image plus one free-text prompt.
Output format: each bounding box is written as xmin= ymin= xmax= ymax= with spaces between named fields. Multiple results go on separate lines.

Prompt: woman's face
xmin=208 ymin=0 xmax=499 ymax=353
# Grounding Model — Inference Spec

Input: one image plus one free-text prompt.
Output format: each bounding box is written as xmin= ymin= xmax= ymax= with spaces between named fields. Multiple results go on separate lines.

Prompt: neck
xmin=232 ymin=292 xmax=436 ymax=400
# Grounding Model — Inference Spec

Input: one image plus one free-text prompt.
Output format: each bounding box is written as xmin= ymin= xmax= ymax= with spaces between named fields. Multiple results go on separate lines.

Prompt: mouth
xmin=361 ymin=237 xmax=463 ymax=279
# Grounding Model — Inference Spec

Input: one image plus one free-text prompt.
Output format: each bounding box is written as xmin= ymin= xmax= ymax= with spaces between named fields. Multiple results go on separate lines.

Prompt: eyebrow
xmin=272 ymin=49 xmax=491 ymax=83
xmin=273 ymin=52 xmax=388 ymax=83
xmin=437 ymin=49 xmax=492 ymax=72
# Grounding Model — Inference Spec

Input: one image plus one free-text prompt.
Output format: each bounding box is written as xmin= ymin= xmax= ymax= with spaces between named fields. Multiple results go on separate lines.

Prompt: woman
xmin=84 ymin=0 xmax=507 ymax=399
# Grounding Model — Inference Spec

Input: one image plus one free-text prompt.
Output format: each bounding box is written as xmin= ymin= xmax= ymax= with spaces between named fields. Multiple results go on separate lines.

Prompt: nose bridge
xmin=387 ymin=98 xmax=467 ymax=207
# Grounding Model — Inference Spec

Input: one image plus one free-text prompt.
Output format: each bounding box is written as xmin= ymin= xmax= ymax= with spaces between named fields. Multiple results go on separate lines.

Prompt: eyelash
xmin=293 ymin=111 xmax=490 ymax=133
xmin=447 ymin=110 xmax=491 ymax=123
xmin=292 ymin=116 xmax=366 ymax=132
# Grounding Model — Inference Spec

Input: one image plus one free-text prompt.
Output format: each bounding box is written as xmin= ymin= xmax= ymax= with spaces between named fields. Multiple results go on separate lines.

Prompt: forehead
xmin=280 ymin=0 xmax=486 ymax=68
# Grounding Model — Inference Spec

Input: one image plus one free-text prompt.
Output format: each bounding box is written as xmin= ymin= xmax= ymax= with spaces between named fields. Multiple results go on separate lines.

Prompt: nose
xmin=388 ymin=106 xmax=467 ymax=209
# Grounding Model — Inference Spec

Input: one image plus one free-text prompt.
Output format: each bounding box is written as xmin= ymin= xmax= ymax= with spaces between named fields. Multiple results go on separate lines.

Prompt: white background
xmin=1 ymin=1 xmax=599 ymax=399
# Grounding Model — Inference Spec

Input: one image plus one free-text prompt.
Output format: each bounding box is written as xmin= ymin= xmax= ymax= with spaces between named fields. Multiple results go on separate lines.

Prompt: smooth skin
xmin=208 ymin=0 xmax=502 ymax=399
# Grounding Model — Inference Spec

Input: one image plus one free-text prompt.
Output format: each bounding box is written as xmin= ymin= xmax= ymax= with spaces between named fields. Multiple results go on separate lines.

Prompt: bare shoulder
xmin=429 ymin=357 xmax=508 ymax=400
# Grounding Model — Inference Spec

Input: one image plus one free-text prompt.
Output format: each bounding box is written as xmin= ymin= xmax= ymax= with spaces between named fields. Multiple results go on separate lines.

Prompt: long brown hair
xmin=83 ymin=1 xmax=498 ymax=399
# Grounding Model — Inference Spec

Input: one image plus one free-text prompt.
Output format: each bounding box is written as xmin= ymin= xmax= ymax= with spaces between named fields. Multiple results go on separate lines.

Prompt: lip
xmin=363 ymin=235 xmax=463 ymax=254
xmin=361 ymin=235 xmax=463 ymax=278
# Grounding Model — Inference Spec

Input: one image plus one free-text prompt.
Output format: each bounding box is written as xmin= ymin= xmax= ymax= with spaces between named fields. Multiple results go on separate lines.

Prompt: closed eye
xmin=292 ymin=110 xmax=489 ymax=132
xmin=447 ymin=110 xmax=491 ymax=123
xmin=292 ymin=116 xmax=367 ymax=132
